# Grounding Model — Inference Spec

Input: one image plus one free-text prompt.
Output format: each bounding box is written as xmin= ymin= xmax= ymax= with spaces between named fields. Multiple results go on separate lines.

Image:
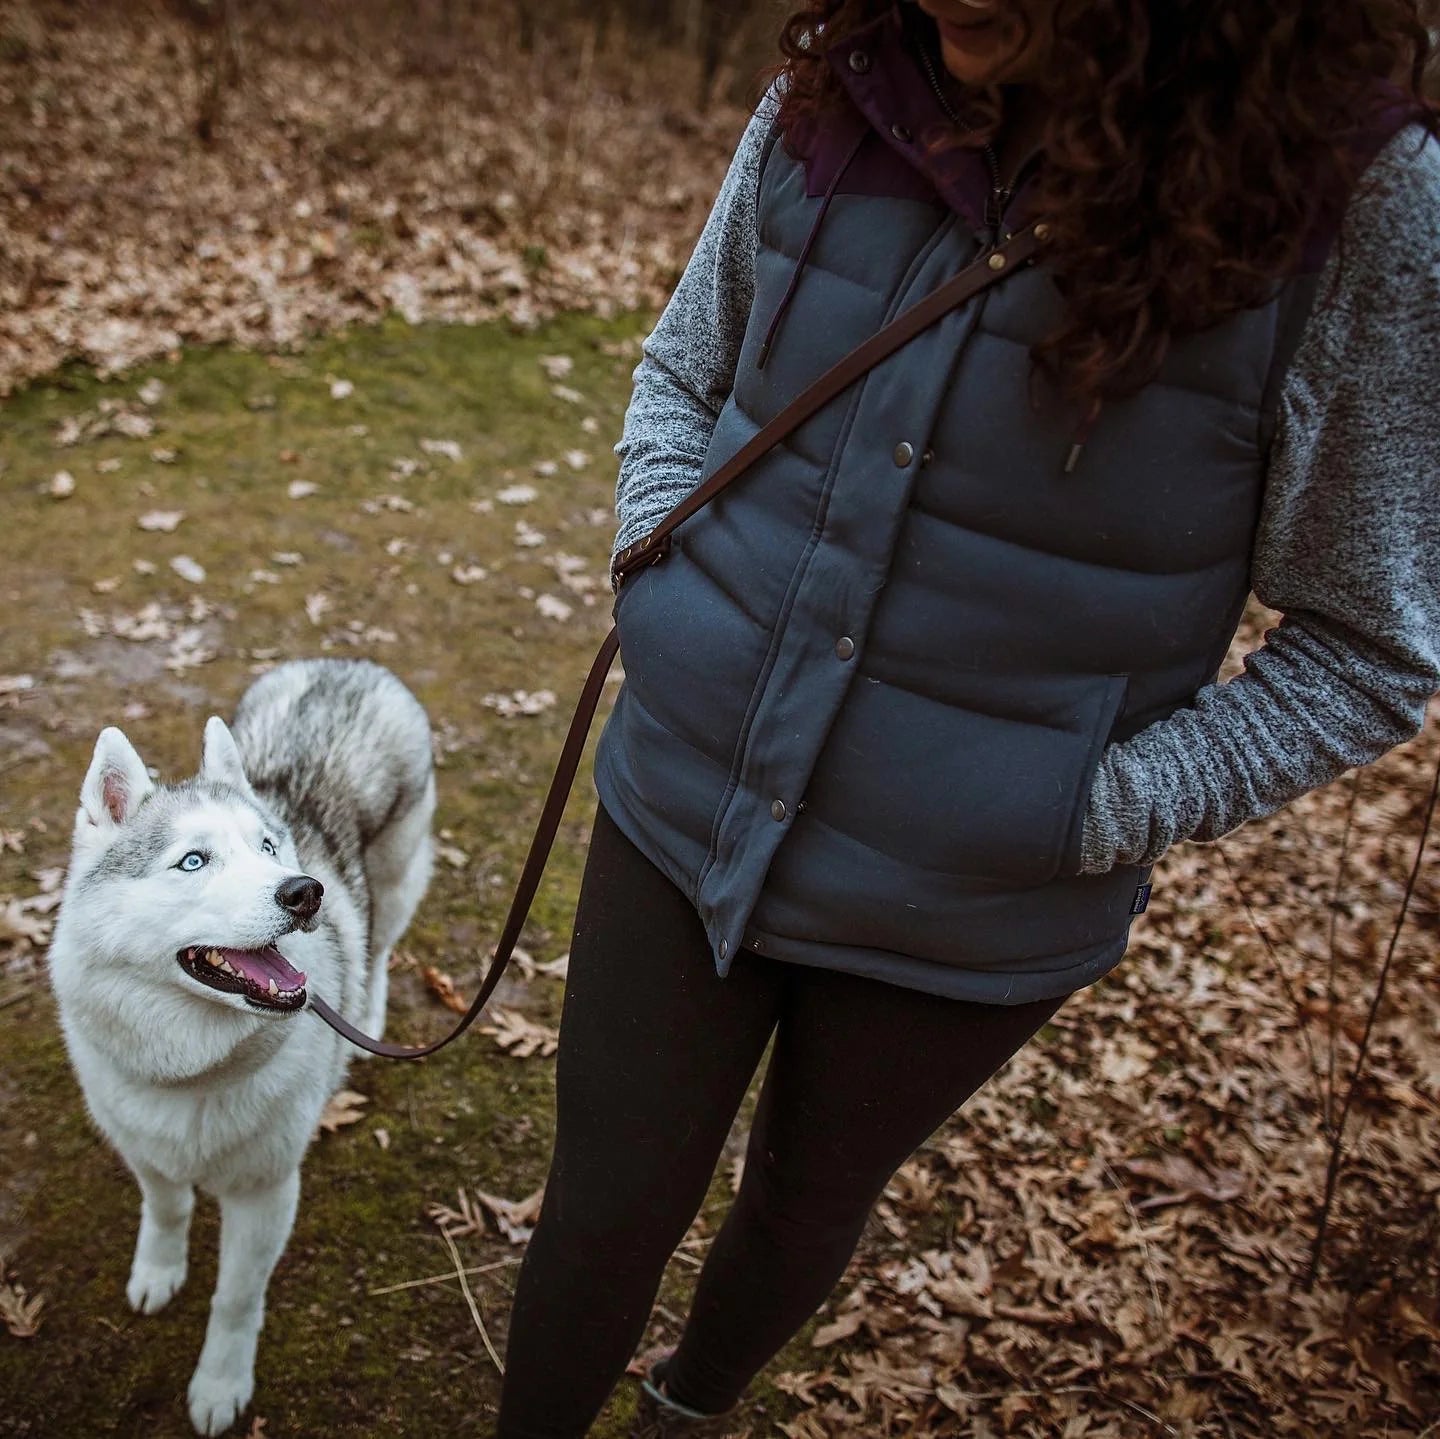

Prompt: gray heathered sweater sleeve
xmin=611 ymin=96 xmax=774 ymax=561
xmin=1079 ymin=126 xmax=1440 ymax=873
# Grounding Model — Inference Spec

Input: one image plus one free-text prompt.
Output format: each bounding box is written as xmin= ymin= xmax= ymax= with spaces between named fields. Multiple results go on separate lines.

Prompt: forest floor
xmin=1 ymin=5 xmax=1438 ymax=1438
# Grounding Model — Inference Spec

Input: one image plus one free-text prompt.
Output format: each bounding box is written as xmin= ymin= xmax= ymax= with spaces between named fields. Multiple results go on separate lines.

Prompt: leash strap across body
xmin=307 ymin=222 xmax=1046 ymax=1060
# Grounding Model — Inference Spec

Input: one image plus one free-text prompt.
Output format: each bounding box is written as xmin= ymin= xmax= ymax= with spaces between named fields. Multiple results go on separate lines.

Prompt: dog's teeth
xmin=268 ymin=977 xmax=279 ymax=997
xmin=207 ymin=948 xmax=222 ymax=966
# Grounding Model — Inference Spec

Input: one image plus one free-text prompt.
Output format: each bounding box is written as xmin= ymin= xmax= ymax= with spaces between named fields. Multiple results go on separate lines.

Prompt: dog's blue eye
xmin=261 ymin=838 xmax=277 ymax=857
xmin=178 ymin=852 xmax=207 ymax=872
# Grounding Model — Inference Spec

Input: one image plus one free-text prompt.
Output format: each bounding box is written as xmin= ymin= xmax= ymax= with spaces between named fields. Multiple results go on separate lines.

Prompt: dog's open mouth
xmin=177 ymin=945 xmax=308 ymax=1012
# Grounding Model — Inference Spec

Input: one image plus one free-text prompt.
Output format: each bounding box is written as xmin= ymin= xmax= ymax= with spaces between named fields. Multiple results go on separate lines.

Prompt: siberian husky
xmin=48 ymin=658 xmax=435 ymax=1436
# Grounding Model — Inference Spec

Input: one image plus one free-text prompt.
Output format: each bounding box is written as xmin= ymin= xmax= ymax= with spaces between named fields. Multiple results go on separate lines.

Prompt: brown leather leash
xmin=307 ymin=222 xmax=1046 ymax=1060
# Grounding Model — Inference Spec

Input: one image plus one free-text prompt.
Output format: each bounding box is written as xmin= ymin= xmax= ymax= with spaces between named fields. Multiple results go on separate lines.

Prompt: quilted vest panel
xmin=594 ymin=104 xmax=1384 ymax=1004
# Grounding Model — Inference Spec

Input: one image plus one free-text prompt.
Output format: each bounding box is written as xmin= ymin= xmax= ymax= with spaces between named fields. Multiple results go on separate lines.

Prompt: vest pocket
xmin=1052 ymin=672 xmax=1129 ymax=883
xmin=799 ymin=668 xmax=1133 ymax=891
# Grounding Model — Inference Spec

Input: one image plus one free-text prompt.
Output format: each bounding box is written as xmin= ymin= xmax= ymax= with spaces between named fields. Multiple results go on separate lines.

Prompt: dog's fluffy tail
xmin=229 ymin=658 xmax=434 ymax=856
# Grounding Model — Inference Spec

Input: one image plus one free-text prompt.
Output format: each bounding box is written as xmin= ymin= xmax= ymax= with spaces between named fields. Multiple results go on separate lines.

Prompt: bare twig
xmin=367 ymin=1255 xmax=522 ymax=1297
xmin=1102 ymin=1159 xmax=1165 ymax=1325
xmin=1324 ymin=771 xmax=1362 ymax=1133
xmin=438 ymin=1227 xmax=505 ymax=1374
xmin=1217 ymin=843 xmax=1325 ymax=1116
xmin=1303 ymin=747 xmax=1440 ymax=1290
xmin=941 ymin=1385 xmax=1180 ymax=1436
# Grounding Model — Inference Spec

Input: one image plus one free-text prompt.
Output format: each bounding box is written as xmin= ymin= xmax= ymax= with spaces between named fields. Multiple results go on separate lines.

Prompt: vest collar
xmin=803 ymin=1 xmax=1042 ymax=235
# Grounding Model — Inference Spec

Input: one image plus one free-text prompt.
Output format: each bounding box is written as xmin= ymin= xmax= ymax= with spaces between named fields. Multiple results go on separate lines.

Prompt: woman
xmin=496 ymin=1 xmax=1440 ymax=1433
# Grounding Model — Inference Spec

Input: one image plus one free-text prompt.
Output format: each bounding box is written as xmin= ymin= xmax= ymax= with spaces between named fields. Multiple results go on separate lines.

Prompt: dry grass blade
xmin=366 ymin=1256 xmax=522 ymax=1297
xmin=437 ymin=1227 xmax=504 ymax=1376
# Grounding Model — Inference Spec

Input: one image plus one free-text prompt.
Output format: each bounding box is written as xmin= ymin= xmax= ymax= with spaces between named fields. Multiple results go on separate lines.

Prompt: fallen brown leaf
xmin=1121 ymin=1154 xmax=1248 ymax=1210
xmin=316 ymin=1089 xmax=368 ymax=1135
xmin=0 ymin=1264 xmax=43 ymax=1338
xmin=422 ymin=966 xmax=469 ymax=1015
xmin=479 ymin=1008 xmax=558 ymax=1059
xmin=471 ymin=1186 xmax=545 ymax=1246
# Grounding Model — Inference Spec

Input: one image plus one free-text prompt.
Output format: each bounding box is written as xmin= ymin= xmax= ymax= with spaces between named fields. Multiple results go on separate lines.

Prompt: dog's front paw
xmin=127 ymin=1258 xmax=187 ymax=1314
xmin=187 ymin=1365 xmax=253 ymax=1437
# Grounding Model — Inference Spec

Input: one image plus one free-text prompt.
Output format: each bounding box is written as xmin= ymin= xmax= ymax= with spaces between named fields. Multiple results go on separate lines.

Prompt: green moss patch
xmin=0 ymin=317 xmax=801 ymax=1437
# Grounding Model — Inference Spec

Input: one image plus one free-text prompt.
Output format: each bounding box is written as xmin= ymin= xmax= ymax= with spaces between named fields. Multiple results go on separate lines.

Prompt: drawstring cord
xmin=757 ymin=128 xmax=869 ymax=371
xmin=1064 ymin=397 xmax=1104 ymax=475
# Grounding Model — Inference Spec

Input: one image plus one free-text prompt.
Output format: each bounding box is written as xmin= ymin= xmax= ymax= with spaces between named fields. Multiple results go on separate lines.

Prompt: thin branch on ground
xmin=1102 ymin=1158 xmax=1165 ymax=1325
xmin=1303 ymin=747 xmax=1440 ymax=1291
xmin=1325 ymin=770 xmax=1362 ymax=1134
xmin=1218 ymin=842 xmax=1326 ymax=1117
xmin=942 ymin=1385 xmax=1180 ymax=1436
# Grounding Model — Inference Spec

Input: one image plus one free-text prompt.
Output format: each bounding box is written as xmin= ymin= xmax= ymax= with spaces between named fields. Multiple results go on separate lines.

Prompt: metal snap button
xmin=771 ymin=799 xmax=788 ymax=822
xmin=835 ymin=636 xmax=855 ymax=661
xmin=719 ymin=938 xmax=728 ymax=960
xmin=893 ymin=441 xmax=914 ymax=467
xmin=890 ymin=123 xmax=912 ymax=143
xmin=848 ymin=50 xmax=871 ymax=73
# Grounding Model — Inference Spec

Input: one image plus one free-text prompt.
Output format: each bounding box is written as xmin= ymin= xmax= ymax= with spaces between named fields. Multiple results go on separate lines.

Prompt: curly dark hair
xmin=771 ymin=0 xmax=1440 ymax=409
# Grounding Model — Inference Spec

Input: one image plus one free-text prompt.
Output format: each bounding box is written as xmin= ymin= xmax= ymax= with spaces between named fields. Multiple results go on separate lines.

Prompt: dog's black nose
xmin=275 ymin=875 xmax=323 ymax=918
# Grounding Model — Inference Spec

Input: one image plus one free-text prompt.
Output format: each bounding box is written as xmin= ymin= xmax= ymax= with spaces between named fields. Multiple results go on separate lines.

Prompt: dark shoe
xmin=630 ymin=1352 xmax=742 ymax=1438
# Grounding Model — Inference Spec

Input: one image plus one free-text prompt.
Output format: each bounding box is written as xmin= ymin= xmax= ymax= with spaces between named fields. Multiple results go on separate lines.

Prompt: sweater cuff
xmin=1077 ymin=757 xmax=1157 ymax=874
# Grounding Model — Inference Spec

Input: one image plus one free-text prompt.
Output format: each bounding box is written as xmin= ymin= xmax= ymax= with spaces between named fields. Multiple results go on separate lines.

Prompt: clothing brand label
xmin=1130 ymin=883 xmax=1153 ymax=915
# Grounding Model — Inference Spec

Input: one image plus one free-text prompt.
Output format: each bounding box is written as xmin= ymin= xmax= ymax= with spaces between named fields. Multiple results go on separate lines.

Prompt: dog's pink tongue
xmin=221 ymin=945 xmax=307 ymax=992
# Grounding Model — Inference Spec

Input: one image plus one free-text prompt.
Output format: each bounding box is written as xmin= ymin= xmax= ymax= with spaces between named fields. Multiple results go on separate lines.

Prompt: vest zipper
xmin=916 ymin=39 xmax=1010 ymax=240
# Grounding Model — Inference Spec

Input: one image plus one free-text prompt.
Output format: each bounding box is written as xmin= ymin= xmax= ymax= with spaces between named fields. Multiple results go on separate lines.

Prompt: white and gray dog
xmin=48 ymin=658 xmax=434 ymax=1436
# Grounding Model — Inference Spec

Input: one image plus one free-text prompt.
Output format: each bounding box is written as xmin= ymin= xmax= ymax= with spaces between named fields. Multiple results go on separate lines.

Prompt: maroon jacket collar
xmin=786 ymin=1 xmax=1424 ymax=269
xmin=791 ymin=2 xmax=1039 ymax=234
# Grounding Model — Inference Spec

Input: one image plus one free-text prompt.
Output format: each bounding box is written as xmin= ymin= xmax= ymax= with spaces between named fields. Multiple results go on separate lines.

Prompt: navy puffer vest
xmin=594 ymin=8 xmax=1408 ymax=1003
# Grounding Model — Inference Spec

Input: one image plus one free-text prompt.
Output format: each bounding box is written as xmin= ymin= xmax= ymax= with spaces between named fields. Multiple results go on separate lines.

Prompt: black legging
xmin=495 ymin=803 xmax=1067 ymax=1436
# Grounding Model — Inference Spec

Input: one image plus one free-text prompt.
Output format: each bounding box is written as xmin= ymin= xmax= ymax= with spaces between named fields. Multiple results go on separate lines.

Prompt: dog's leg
xmin=126 ymin=1162 xmax=194 ymax=1315
xmin=187 ymin=1169 xmax=299 ymax=1438
xmin=360 ymin=771 xmax=436 ymax=1042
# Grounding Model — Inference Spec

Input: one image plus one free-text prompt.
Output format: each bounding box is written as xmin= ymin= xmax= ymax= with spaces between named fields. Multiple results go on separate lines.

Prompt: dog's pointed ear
xmin=79 ymin=727 xmax=154 ymax=829
xmin=200 ymin=716 xmax=254 ymax=795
